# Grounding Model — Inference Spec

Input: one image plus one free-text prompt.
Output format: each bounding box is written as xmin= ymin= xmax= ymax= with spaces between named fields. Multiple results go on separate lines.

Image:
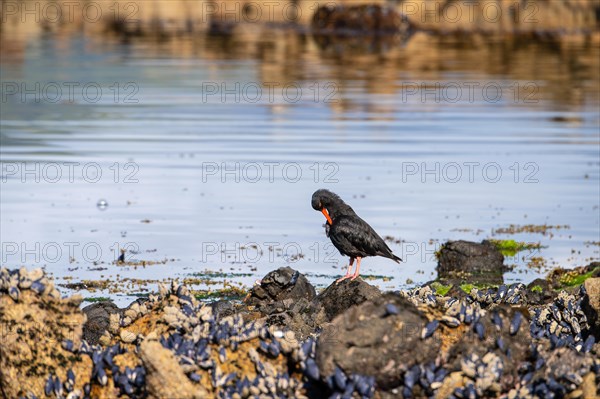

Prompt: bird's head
xmin=311 ymin=189 xmax=354 ymax=225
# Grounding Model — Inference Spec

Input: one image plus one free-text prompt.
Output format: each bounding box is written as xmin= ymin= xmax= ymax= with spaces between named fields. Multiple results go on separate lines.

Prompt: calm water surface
xmin=1 ymin=29 xmax=599 ymax=305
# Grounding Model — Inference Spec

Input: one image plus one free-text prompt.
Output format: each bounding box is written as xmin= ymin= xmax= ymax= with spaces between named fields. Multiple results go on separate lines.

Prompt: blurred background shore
xmin=2 ymin=0 xmax=599 ymax=37
xmin=2 ymin=0 xmax=599 ymax=109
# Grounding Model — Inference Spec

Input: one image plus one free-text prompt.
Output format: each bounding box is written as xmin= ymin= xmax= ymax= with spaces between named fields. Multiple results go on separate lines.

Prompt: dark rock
xmin=210 ymin=300 xmax=236 ymax=320
xmin=82 ymin=301 xmax=122 ymax=345
xmin=245 ymin=267 xmax=315 ymax=309
xmin=436 ymin=240 xmax=506 ymax=285
xmin=315 ymin=278 xmax=382 ymax=322
xmin=259 ymin=277 xmax=383 ymax=340
xmin=446 ymin=284 xmax=469 ymax=300
xmin=316 ymin=293 xmax=439 ymax=390
xmin=526 ymin=278 xmax=555 ymax=304
xmin=244 ymin=267 xmax=320 ymax=339
xmin=263 ymin=297 xmax=321 ymax=340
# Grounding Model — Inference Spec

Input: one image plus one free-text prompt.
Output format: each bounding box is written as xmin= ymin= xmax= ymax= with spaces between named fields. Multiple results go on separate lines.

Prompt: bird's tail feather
xmin=389 ymin=253 xmax=402 ymax=263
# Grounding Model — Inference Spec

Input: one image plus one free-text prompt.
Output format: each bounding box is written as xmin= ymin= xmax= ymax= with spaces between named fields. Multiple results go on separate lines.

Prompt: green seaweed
xmin=430 ymin=282 xmax=452 ymax=296
xmin=83 ymin=296 xmax=111 ymax=303
xmin=305 ymin=272 xmax=393 ymax=281
xmin=530 ymin=285 xmax=543 ymax=293
xmin=558 ymin=266 xmax=599 ymax=287
xmin=460 ymin=283 xmax=475 ymax=293
xmin=193 ymin=286 xmax=247 ymax=301
xmin=430 ymin=281 xmax=498 ymax=296
xmin=487 ymin=239 xmax=542 ymax=257
xmin=190 ymin=271 xmax=253 ymax=279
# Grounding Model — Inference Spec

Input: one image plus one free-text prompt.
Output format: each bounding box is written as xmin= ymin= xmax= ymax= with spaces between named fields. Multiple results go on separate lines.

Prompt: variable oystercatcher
xmin=311 ymin=189 xmax=402 ymax=283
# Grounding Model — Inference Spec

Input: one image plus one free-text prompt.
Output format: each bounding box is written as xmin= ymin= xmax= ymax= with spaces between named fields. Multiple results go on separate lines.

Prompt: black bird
xmin=311 ymin=189 xmax=402 ymax=283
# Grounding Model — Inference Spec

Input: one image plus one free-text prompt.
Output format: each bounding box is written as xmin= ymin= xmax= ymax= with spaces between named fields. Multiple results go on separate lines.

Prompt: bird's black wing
xmin=329 ymin=215 xmax=400 ymax=261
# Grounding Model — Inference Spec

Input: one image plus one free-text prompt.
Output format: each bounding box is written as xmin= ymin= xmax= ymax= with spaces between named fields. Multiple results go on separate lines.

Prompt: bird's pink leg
xmin=336 ymin=257 xmax=355 ymax=283
xmin=350 ymin=257 xmax=362 ymax=280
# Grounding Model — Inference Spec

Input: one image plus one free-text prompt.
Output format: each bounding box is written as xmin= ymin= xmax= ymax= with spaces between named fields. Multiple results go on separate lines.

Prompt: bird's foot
xmin=336 ymin=274 xmax=352 ymax=284
xmin=350 ymin=273 xmax=361 ymax=281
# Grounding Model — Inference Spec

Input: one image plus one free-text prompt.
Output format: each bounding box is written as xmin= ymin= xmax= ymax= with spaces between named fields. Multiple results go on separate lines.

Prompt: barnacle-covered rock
xmin=2 ymin=265 xmax=599 ymax=399
xmin=0 ymin=267 xmax=91 ymax=399
xmin=140 ymin=339 xmax=207 ymax=399
xmin=82 ymin=301 xmax=123 ymax=345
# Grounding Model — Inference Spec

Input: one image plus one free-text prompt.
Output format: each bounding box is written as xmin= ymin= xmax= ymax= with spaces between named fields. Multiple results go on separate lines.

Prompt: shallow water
xmin=1 ymin=28 xmax=599 ymax=305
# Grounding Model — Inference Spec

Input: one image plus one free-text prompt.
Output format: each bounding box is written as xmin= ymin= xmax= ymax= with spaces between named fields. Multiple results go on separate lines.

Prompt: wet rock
xmin=316 ymin=293 xmax=439 ymax=390
xmin=316 ymin=278 xmax=382 ymax=322
xmin=262 ymin=298 xmax=322 ymax=340
xmin=245 ymin=267 xmax=315 ymax=309
xmin=436 ymin=240 xmax=507 ymax=285
xmin=526 ymin=278 xmax=555 ymax=304
xmin=258 ymin=276 xmax=383 ymax=339
xmin=140 ymin=339 xmax=207 ymax=399
xmin=210 ymin=300 xmax=236 ymax=320
xmin=582 ymin=277 xmax=600 ymax=339
xmin=82 ymin=301 xmax=123 ymax=345
xmin=445 ymin=284 xmax=469 ymax=301
xmin=244 ymin=267 xmax=322 ymax=338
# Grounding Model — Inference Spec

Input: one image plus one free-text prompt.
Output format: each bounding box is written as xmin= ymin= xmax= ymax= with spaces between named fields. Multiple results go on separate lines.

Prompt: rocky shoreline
xmin=1 ymin=258 xmax=599 ymax=398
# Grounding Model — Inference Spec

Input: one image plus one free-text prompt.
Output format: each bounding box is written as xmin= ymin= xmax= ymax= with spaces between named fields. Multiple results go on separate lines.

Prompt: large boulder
xmin=437 ymin=240 xmax=506 ymax=284
xmin=526 ymin=278 xmax=556 ymax=304
xmin=315 ymin=278 xmax=382 ymax=322
xmin=250 ymin=269 xmax=382 ymax=339
xmin=245 ymin=266 xmax=315 ymax=309
xmin=244 ymin=267 xmax=318 ymax=339
xmin=316 ymin=293 xmax=439 ymax=390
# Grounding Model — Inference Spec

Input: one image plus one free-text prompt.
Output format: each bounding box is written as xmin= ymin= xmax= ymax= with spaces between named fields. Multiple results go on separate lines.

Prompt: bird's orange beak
xmin=321 ymin=208 xmax=333 ymax=225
